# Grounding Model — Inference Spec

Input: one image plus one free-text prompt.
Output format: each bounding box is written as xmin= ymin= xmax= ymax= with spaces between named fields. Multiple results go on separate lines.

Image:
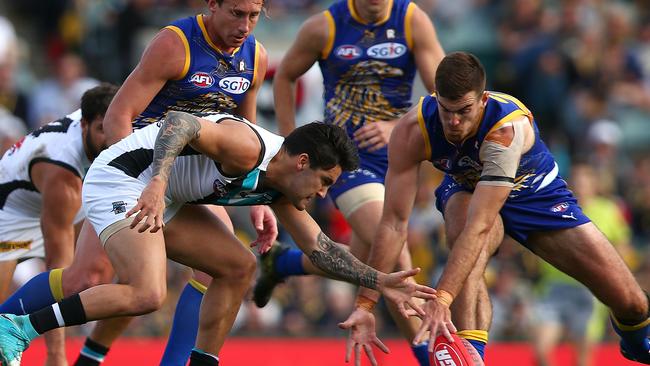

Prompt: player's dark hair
xmin=283 ymin=122 xmax=359 ymax=172
xmin=80 ymin=83 xmax=119 ymax=124
xmin=435 ymin=52 xmax=486 ymax=99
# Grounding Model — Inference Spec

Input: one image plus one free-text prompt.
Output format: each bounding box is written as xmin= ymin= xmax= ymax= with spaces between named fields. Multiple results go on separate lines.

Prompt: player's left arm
xmin=235 ymin=42 xmax=269 ymax=123
xmin=31 ymin=162 xmax=82 ymax=270
xmin=409 ymin=4 xmax=445 ymax=93
xmin=270 ymin=200 xmax=434 ymax=301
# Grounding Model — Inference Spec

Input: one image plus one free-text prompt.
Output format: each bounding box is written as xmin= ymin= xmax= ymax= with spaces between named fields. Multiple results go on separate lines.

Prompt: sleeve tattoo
xmin=308 ymin=232 xmax=379 ymax=289
xmin=152 ymin=111 xmax=201 ymax=181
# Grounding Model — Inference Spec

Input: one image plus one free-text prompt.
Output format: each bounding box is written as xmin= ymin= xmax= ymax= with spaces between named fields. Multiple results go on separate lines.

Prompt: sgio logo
xmin=367 ymin=42 xmax=407 ymax=59
xmin=335 ymin=45 xmax=362 ymax=60
xmin=219 ymin=77 xmax=251 ymax=94
xmin=190 ymin=72 xmax=215 ymax=88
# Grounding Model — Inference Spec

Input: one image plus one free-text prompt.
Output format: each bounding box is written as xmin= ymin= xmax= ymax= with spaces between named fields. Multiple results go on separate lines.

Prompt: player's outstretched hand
xmin=127 ymin=176 xmax=167 ymax=233
xmin=249 ymin=205 xmax=278 ymax=254
xmin=378 ymin=268 xmax=436 ymax=318
xmin=413 ymin=299 xmax=458 ymax=350
xmin=338 ymin=308 xmax=388 ymax=366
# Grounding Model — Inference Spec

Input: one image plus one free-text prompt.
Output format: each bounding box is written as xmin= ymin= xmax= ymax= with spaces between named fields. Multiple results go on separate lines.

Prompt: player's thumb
xmin=338 ymin=320 xmax=352 ymax=330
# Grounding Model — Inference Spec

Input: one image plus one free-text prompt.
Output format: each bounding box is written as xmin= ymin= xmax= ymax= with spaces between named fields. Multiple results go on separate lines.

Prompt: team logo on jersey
xmin=239 ymin=60 xmax=246 ymax=72
xmin=551 ymin=202 xmax=570 ymax=213
xmin=213 ymin=180 xmax=228 ymax=197
xmin=386 ymin=29 xmax=395 ymax=39
xmin=335 ymin=45 xmax=362 ymax=60
xmin=367 ymin=42 xmax=407 ymax=59
xmin=111 ymin=201 xmax=127 ymax=215
xmin=219 ymin=76 xmax=251 ymax=94
xmin=190 ymin=72 xmax=215 ymax=88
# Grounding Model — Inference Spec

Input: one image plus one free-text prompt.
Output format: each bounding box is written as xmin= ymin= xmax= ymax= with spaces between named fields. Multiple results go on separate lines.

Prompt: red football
xmin=429 ymin=334 xmax=485 ymax=366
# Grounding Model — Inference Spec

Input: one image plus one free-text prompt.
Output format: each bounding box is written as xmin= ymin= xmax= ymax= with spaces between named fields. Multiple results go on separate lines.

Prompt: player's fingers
xmin=415 ymin=284 xmax=436 ymax=295
xmin=139 ymin=214 xmax=152 ymax=233
xmin=413 ymin=321 xmax=429 ymax=345
xmin=354 ymin=344 xmax=361 ymax=366
xmin=125 ymin=202 xmax=141 ymax=217
xmin=404 ymin=308 xmax=420 ymax=317
xmin=400 ymin=268 xmax=421 ymax=278
xmin=373 ymin=337 xmax=390 ymax=354
xmin=151 ymin=214 xmax=163 ymax=233
xmin=364 ymin=344 xmax=378 ymax=366
xmin=344 ymin=336 xmax=353 ymax=362
xmin=407 ymin=299 xmax=426 ymax=317
xmin=130 ymin=210 xmax=145 ymax=229
xmin=414 ymin=290 xmax=437 ymax=301
xmin=447 ymin=320 xmax=458 ymax=334
xmin=442 ymin=323 xmax=455 ymax=342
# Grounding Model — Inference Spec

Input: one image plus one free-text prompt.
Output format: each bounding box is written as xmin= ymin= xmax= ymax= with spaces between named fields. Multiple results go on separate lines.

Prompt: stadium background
xmin=0 ymin=0 xmax=649 ymax=365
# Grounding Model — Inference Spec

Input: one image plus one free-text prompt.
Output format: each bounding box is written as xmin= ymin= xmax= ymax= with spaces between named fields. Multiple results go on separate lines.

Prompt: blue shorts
xmin=435 ymin=174 xmax=591 ymax=246
xmin=328 ymin=152 xmax=387 ymax=202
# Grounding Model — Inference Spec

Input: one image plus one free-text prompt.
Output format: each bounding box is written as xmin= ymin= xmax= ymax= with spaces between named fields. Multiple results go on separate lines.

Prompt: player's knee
xmin=224 ymin=250 xmax=257 ymax=283
xmin=135 ymin=284 xmax=167 ymax=314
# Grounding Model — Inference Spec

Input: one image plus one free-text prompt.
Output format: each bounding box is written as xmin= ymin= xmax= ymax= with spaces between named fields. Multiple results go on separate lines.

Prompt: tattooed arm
xmin=151 ymin=111 xmax=201 ymax=182
xmin=126 ymin=112 xmax=260 ymax=232
xmin=309 ymin=232 xmax=379 ymax=289
xmin=271 ymin=201 xmax=434 ymax=303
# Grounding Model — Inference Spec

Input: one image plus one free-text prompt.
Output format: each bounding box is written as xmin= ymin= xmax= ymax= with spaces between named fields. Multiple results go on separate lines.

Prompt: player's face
xmin=288 ymin=162 xmax=341 ymax=211
xmin=209 ymin=0 xmax=263 ymax=50
xmin=437 ymin=91 xmax=488 ymax=144
xmin=82 ymin=116 xmax=108 ymax=161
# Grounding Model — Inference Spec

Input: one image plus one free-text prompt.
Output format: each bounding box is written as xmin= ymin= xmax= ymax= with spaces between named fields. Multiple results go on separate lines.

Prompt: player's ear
xmin=297 ymin=153 xmax=310 ymax=171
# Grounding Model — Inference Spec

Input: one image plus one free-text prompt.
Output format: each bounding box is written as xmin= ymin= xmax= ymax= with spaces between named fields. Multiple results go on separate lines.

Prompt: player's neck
xmin=352 ymin=0 xmax=389 ymax=24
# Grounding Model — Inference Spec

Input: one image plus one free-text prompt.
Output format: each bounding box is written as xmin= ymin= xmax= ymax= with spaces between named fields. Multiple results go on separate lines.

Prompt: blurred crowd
xmin=0 ymin=0 xmax=649 ymax=360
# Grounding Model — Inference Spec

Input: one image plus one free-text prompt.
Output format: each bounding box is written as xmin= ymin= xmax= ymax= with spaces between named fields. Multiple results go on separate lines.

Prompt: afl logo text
xmin=335 ymin=45 xmax=362 ymax=60
xmin=190 ymin=72 xmax=215 ymax=88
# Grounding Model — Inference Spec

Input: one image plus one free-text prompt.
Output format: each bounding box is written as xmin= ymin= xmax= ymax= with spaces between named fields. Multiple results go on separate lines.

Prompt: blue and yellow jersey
xmin=319 ymin=0 xmax=417 ymax=160
xmin=418 ymin=92 xmax=559 ymax=198
xmin=133 ymin=15 xmax=260 ymax=129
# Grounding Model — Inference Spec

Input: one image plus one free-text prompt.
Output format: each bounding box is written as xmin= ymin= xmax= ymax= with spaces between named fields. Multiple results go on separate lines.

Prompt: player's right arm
xmin=31 ymin=162 xmax=82 ymax=270
xmin=103 ymin=28 xmax=187 ymax=145
xmin=273 ymin=13 xmax=329 ymax=136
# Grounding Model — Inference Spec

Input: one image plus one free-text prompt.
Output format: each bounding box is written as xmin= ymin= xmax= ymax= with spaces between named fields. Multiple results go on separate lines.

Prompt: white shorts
xmin=0 ymin=215 xmax=44 ymax=261
xmin=82 ymin=163 xmax=183 ymax=246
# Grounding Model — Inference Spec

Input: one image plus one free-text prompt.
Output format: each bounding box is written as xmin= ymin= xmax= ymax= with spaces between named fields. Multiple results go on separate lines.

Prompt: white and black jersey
xmin=0 ymin=110 xmax=89 ymax=259
xmin=0 ymin=110 xmax=88 ymax=220
xmin=83 ymin=113 xmax=285 ymax=240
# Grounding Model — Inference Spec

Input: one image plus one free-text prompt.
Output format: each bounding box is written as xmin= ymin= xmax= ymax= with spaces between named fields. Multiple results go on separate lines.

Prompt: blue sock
xmin=0 ymin=270 xmax=60 ymax=314
xmin=411 ymin=341 xmax=430 ymax=366
xmin=274 ymin=249 xmax=306 ymax=277
xmin=160 ymin=281 xmax=204 ymax=366
xmin=466 ymin=339 xmax=486 ymax=360
xmin=611 ymin=315 xmax=650 ymax=352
